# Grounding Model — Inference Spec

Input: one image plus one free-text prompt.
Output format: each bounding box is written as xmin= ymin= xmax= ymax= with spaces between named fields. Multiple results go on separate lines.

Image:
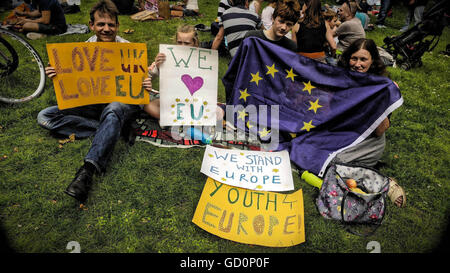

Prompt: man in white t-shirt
xmin=37 ymin=0 xmax=151 ymax=204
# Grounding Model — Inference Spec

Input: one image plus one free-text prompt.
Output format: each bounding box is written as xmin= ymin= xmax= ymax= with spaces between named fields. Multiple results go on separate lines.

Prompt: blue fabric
xmin=222 ymin=37 xmax=403 ymax=176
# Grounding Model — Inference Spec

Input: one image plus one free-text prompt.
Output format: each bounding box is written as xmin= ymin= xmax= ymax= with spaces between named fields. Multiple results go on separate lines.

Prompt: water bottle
xmin=301 ymin=171 xmax=323 ymax=189
xmin=186 ymin=127 xmax=212 ymax=144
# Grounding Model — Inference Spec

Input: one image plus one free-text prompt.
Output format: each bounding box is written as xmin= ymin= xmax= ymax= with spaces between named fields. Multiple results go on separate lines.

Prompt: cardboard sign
xmin=192 ymin=178 xmax=305 ymax=247
xmin=159 ymin=44 xmax=218 ymax=126
xmin=201 ymin=145 xmax=294 ymax=192
xmin=46 ymin=42 xmax=149 ymax=110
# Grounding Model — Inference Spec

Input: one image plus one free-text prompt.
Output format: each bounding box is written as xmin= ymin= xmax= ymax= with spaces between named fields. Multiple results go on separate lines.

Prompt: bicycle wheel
xmin=0 ymin=28 xmax=46 ymax=103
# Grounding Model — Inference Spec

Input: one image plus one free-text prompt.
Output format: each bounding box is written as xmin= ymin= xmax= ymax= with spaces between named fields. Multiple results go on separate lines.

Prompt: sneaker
xmin=399 ymin=26 xmax=409 ymax=33
xmin=26 ymin=32 xmax=47 ymax=40
xmin=376 ymin=24 xmax=387 ymax=29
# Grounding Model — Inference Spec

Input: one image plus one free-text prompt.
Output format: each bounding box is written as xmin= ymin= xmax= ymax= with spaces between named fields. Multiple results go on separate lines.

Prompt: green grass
xmin=0 ymin=1 xmax=449 ymax=253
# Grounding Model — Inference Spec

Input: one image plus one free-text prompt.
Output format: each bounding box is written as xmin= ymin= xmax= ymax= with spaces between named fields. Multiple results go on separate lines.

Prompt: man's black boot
xmin=64 ymin=163 xmax=95 ymax=203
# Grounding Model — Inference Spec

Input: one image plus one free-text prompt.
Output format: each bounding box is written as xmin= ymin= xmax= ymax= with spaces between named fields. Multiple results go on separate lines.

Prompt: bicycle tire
xmin=0 ymin=35 xmax=19 ymax=77
xmin=0 ymin=28 xmax=46 ymax=104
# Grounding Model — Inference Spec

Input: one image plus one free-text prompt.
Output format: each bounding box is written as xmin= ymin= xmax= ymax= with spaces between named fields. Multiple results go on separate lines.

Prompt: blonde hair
xmin=175 ymin=25 xmax=199 ymax=47
xmin=322 ymin=8 xmax=337 ymax=22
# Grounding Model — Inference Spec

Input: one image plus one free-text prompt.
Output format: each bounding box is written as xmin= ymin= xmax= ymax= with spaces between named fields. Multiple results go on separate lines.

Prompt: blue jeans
xmin=37 ymin=102 xmax=141 ymax=172
xmin=375 ymin=0 xmax=392 ymax=25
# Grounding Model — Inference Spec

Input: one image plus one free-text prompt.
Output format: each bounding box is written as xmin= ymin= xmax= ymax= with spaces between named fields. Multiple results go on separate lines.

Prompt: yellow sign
xmin=46 ymin=42 xmax=149 ymax=110
xmin=192 ymin=178 xmax=305 ymax=247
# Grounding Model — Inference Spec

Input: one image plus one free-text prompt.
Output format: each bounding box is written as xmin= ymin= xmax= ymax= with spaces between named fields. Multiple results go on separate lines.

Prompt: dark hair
xmin=338 ymin=38 xmax=387 ymax=76
xmin=90 ymin=0 xmax=119 ymax=24
xmin=231 ymin=0 xmax=248 ymax=7
xmin=273 ymin=0 xmax=301 ymax=23
xmin=301 ymin=0 xmax=323 ymax=28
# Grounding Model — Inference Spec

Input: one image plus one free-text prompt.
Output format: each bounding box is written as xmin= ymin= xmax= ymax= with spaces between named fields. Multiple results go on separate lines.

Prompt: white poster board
xmin=159 ymin=44 xmax=218 ymax=126
xmin=201 ymin=145 xmax=295 ymax=192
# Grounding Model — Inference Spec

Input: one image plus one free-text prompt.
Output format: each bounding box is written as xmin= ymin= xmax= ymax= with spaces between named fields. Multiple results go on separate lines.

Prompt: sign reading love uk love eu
xmin=159 ymin=44 xmax=218 ymax=126
xmin=46 ymin=42 xmax=149 ymax=110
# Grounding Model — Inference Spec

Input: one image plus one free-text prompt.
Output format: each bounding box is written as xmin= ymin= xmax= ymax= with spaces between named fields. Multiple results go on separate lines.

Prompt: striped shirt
xmin=217 ymin=0 xmax=231 ymax=19
xmin=220 ymin=7 xmax=262 ymax=57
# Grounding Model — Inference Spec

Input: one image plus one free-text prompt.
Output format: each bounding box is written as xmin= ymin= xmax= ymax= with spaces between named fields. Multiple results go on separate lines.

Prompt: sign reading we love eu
xmin=159 ymin=44 xmax=218 ymax=126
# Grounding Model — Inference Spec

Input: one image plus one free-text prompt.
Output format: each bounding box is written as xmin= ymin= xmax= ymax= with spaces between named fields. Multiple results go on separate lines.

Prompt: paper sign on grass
xmin=46 ymin=42 xmax=148 ymax=110
xmin=192 ymin=178 xmax=305 ymax=247
xmin=159 ymin=44 xmax=218 ymax=126
xmin=201 ymin=145 xmax=294 ymax=192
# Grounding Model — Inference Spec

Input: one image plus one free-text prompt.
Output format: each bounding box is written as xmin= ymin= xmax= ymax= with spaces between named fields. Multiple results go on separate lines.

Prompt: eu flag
xmin=222 ymin=37 xmax=403 ymax=177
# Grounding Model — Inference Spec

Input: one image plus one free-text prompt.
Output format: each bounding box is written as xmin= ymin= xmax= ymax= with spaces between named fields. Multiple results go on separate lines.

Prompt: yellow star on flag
xmin=237 ymin=109 xmax=248 ymax=121
xmin=301 ymin=120 xmax=316 ymax=132
xmin=302 ymin=81 xmax=315 ymax=94
xmin=266 ymin=63 xmax=278 ymax=78
xmin=250 ymin=71 xmax=263 ymax=86
xmin=246 ymin=120 xmax=254 ymax=129
xmin=239 ymin=88 xmax=251 ymax=102
xmin=259 ymin=127 xmax=271 ymax=138
xmin=285 ymin=68 xmax=297 ymax=82
xmin=308 ymin=98 xmax=323 ymax=113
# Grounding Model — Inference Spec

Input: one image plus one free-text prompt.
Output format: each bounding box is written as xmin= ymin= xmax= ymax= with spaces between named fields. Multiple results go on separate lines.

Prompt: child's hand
xmin=154 ymin=53 xmax=166 ymax=68
xmin=142 ymin=77 xmax=153 ymax=92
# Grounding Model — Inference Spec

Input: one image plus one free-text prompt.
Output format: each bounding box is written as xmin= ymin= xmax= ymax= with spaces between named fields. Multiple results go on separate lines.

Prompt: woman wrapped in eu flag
xmin=336 ymin=38 xmax=406 ymax=208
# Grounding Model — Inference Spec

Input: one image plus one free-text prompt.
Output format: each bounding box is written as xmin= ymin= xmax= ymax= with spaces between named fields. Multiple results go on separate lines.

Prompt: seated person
xmin=336 ymin=38 xmax=406 ymax=208
xmin=292 ymin=0 xmax=336 ymax=63
xmin=212 ymin=0 xmax=263 ymax=58
xmin=244 ymin=0 xmax=299 ymax=52
xmin=15 ymin=0 xmax=67 ymax=38
xmin=322 ymin=7 xmax=340 ymax=65
xmin=142 ymin=25 xmax=224 ymax=121
xmin=111 ymin=0 xmax=138 ymax=14
xmin=332 ymin=0 xmax=365 ymax=53
xmin=248 ymin=0 xmax=263 ymax=16
xmin=170 ymin=0 xmax=199 ymax=17
xmin=137 ymin=0 xmax=158 ymax=13
xmin=37 ymin=0 xmax=151 ymax=204
xmin=261 ymin=0 xmax=277 ymax=30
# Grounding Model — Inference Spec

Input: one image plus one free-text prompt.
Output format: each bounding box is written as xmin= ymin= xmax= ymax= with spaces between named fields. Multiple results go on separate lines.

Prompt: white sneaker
xmin=26 ymin=32 xmax=47 ymax=40
xmin=376 ymin=24 xmax=387 ymax=29
xmin=399 ymin=26 xmax=409 ymax=33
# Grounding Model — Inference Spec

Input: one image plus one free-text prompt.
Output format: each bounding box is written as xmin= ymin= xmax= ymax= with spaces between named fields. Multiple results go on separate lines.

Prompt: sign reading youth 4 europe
xmin=223 ymin=37 xmax=403 ymax=176
xmin=192 ymin=178 xmax=305 ymax=247
xmin=159 ymin=44 xmax=218 ymax=126
xmin=201 ymin=145 xmax=294 ymax=192
xmin=46 ymin=42 xmax=149 ymax=110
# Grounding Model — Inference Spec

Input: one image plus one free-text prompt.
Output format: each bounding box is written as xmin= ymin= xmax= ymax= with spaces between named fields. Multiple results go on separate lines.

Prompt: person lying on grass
xmin=142 ymin=24 xmax=225 ymax=121
xmin=38 ymin=0 xmax=153 ymax=204
xmin=336 ymin=38 xmax=406 ymax=208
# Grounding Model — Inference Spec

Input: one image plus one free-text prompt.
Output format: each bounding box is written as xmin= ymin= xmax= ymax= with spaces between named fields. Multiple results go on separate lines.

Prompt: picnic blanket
xmin=132 ymin=115 xmax=264 ymax=151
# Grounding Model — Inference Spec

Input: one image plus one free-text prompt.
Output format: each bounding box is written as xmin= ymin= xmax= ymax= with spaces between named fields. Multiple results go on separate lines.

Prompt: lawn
xmin=0 ymin=0 xmax=448 ymax=254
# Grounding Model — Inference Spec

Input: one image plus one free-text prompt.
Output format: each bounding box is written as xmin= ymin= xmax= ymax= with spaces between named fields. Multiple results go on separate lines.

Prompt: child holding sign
xmin=142 ymin=24 xmax=224 ymax=122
